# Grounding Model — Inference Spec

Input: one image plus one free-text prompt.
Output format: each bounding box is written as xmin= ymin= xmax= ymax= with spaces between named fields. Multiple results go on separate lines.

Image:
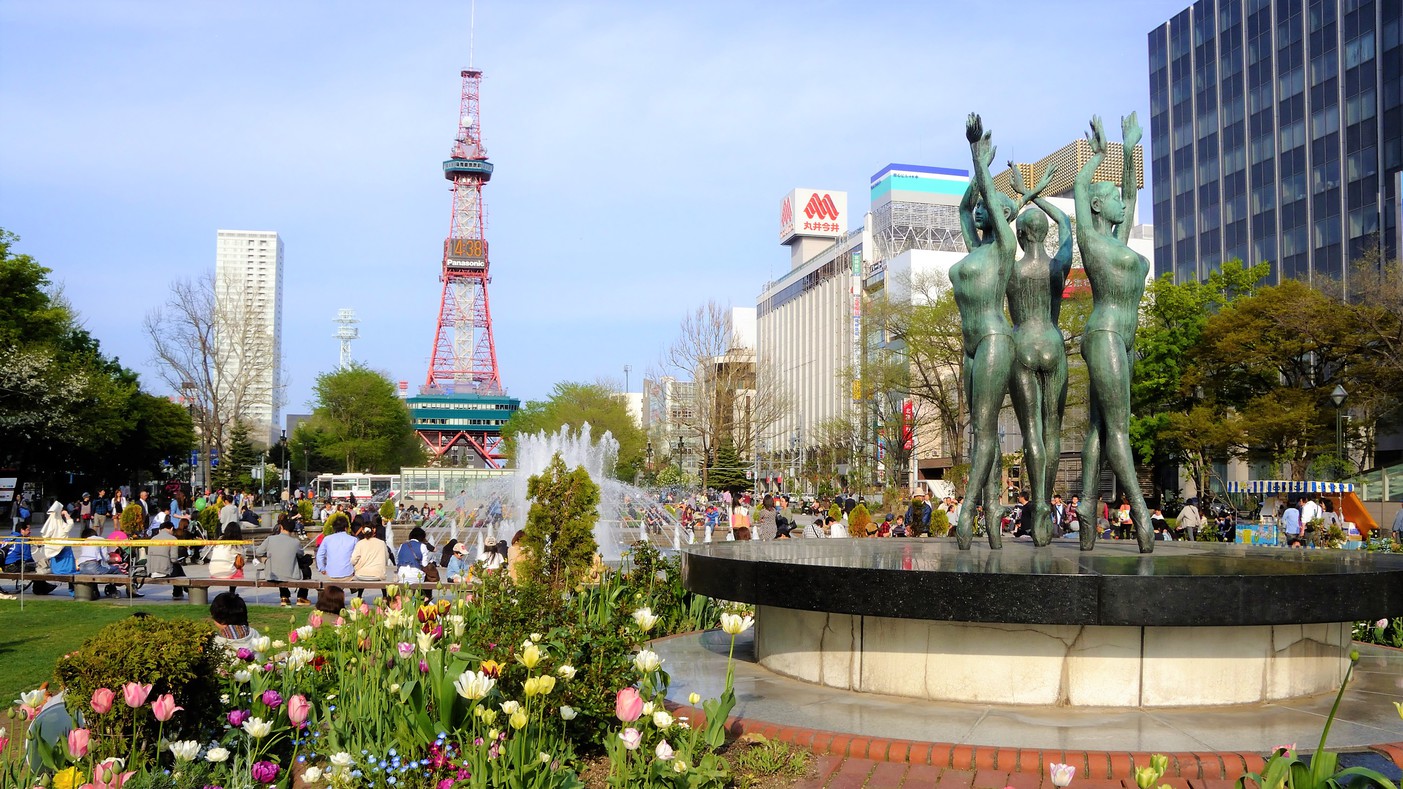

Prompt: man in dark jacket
xmin=905 ymin=492 xmax=933 ymax=537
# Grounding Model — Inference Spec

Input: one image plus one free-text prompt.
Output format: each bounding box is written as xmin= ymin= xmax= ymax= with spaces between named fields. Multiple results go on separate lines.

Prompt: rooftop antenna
xmin=334 ymin=308 xmax=360 ymax=369
xmin=469 ymin=0 xmax=477 ymax=67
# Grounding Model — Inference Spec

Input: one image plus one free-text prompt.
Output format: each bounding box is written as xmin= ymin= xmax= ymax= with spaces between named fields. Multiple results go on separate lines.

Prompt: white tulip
xmin=632 ymin=608 xmax=659 ymax=632
xmin=454 ymin=670 xmax=495 ymax=701
xmin=633 ymin=649 xmax=663 ymax=673
xmin=559 ymin=705 xmax=577 ymax=720
xmin=204 ymin=746 xmax=230 ymax=763
xmin=303 ymin=766 xmax=324 ymax=783
xmin=250 ymin=636 xmax=271 ymax=654
xmin=653 ymin=710 xmax=674 ymax=729
xmin=720 ymin=613 xmax=754 ymax=635
xmin=241 ymin=717 xmax=272 ymax=738
xmin=168 ymin=740 xmax=201 ymax=762
xmin=655 ymin=739 xmax=675 ymax=760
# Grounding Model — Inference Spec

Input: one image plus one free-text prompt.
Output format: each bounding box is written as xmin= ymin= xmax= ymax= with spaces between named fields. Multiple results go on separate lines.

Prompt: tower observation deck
xmin=413 ymin=68 xmax=518 ymax=467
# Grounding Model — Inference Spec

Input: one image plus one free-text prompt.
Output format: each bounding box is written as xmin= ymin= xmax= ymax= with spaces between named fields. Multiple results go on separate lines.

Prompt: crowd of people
xmin=1 ymin=485 xmax=529 ymax=604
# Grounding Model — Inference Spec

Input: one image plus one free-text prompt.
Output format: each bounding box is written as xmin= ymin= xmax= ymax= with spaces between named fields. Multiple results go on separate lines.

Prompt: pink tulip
xmin=308 ymin=613 xmax=323 ymax=628
xmin=0 ymin=734 xmax=8 ymax=754
xmin=121 ymin=682 xmax=152 ymax=708
xmin=287 ymin=694 xmax=311 ymax=725
xmin=66 ymin=728 xmax=90 ymax=758
xmin=92 ymin=757 xmax=135 ymax=787
xmin=90 ymin=688 xmax=115 ymax=715
xmin=614 ymin=687 xmax=643 ymax=723
xmin=151 ymin=694 xmax=182 ymax=722
xmin=288 ymin=630 xmax=299 ymax=644
xmin=334 ymin=616 xmax=345 ymax=627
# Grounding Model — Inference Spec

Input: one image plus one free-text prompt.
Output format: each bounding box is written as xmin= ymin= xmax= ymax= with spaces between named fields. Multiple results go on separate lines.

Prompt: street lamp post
xmin=1331 ymin=384 xmax=1348 ymax=476
xmin=280 ymin=429 xmax=290 ymax=504
xmin=181 ymin=381 xmax=198 ymax=492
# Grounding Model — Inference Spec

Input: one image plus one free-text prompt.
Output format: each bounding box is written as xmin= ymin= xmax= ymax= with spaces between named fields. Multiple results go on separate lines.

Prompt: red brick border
xmin=663 ymin=700 xmax=1403 ymax=780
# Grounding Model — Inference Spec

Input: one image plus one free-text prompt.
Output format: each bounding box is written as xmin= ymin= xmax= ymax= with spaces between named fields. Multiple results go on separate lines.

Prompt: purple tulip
xmin=236 ymin=648 xmax=254 ymax=661
xmin=250 ymin=760 xmax=280 ymax=783
xmin=397 ymin=642 xmax=414 ymax=658
xmin=260 ymin=689 xmax=283 ymax=709
xmin=226 ymin=709 xmax=250 ymax=728
xmin=419 ymin=660 xmax=430 ymax=674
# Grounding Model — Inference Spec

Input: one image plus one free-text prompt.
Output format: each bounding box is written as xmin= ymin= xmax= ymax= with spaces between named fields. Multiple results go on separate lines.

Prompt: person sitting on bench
xmin=75 ymin=527 xmax=135 ymax=598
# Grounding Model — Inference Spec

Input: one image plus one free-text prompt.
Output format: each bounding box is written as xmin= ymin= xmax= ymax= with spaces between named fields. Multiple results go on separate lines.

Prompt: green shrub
xmin=929 ymin=506 xmax=951 ymax=536
xmin=379 ymin=498 xmax=396 ymax=523
xmin=324 ymin=511 xmax=349 ymax=536
xmin=118 ymin=503 xmax=145 ymax=533
xmin=827 ymin=503 xmax=842 ymax=522
xmin=196 ymin=502 xmax=220 ymax=537
xmin=849 ymin=503 xmax=872 ymax=538
xmin=54 ymin=616 xmax=227 ymax=758
xmin=297 ymin=498 xmax=315 ymax=525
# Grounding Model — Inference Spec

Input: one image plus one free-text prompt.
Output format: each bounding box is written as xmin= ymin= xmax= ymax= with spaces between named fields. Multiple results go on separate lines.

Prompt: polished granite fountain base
xmin=682 ymin=540 xmax=1403 ymax=708
xmin=756 ymin=606 xmax=1351 ymax=706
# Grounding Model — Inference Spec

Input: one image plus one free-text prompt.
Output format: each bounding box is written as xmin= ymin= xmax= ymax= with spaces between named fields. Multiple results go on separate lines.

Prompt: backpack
xmin=396 ymin=540 xmax=423 ymax=569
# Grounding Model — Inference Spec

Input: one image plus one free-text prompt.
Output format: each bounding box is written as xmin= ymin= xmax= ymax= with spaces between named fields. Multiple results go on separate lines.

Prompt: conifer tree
xmin=521 ymin=453 xmax=600 ymax=589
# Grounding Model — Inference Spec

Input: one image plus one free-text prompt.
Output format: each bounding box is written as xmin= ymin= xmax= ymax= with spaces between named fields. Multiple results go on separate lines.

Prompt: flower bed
xmin=4 ymin=546 xmax=759 ymax=788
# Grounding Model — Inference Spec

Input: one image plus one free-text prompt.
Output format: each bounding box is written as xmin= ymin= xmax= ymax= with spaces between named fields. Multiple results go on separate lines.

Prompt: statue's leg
xmin=1044 ymin=352 xmax=1069 ymax=509
xmin=955 ymin=358 xmax=978 ymax=550
xmin=960 ymin=338 xmax=1012 ymax=550
xmin=1087 ymin=332 xmax=1154 ymax=553
xmin=1078 ymin=347 xmax=1104 ymax=552
xmin=1011 ymin=363 xmax=1051 ymax=546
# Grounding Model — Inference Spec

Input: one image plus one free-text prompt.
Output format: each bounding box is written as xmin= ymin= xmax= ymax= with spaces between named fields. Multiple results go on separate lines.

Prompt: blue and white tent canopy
xmin=1226 ymin=480 xmax=1355 ymax=494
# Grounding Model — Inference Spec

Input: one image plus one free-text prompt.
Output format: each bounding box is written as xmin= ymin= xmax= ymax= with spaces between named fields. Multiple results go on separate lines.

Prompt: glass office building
xmin=1149 ymin=0 xmax=1401 ymax=291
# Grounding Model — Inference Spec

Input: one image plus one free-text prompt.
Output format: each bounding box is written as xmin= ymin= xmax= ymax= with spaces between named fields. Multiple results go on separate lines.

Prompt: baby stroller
xmin=103 ymin=542 xmax=148 ymax=599
xmin=177 ymin=519 xmax=209 ymax=565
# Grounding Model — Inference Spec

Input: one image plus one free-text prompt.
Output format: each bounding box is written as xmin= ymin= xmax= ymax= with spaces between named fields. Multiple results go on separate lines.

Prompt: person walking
xmin=1176 ymin=497 xmax=1202 ymax=542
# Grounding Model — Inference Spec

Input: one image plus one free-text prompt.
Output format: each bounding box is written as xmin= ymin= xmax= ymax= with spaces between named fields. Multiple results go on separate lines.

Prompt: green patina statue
xmin=1074 ymin=114 xmax=1153 ymax=553
xmin=951 ymin=114 xmax=1032 ymax=550
xmin=1006 ymin=162 xmax=1072 ymax=547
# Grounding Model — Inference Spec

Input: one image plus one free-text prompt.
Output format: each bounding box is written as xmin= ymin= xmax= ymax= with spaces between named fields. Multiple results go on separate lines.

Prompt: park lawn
xmin=0 ymin=599 xmax=301 ymax=714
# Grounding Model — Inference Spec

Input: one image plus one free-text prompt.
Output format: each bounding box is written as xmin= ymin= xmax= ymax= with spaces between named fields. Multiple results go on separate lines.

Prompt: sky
xmin=0 ymin=0 xmax=1193 ymax=414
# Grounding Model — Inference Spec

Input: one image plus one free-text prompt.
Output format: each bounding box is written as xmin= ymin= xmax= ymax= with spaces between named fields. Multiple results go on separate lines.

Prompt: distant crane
xmin=334 ymin=308 xmax=359 ymax=369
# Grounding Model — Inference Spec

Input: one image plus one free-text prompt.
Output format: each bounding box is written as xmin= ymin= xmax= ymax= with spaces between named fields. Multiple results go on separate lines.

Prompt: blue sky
xmin=0 ymin=0 xmax=1191 ymax=412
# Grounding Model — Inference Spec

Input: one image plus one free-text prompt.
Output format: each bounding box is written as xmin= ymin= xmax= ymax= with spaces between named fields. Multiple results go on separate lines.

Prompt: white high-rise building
xmin=215 ymin=229 xmax=284 ymax=446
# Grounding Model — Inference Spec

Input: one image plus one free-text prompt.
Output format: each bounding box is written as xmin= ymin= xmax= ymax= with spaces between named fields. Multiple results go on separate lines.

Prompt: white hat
xmin=48 ymin=501 xmax=63 ymax=513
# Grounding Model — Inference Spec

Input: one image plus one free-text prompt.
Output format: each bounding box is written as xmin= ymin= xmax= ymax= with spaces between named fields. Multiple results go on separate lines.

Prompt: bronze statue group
xmin=952 ymin=113 xmax=1154 ymax=553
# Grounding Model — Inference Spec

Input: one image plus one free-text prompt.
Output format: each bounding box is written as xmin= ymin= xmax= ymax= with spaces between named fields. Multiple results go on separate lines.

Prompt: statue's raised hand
xmin=1031 ymin=162 xmax=1059 ymax=197
xmin=1008 ymin=160 xmax=1028 ymax=194
xmin=1087 ymin=116 xmax=1108 ymax=156
xmin=966 ymin=113 xmax=984 ymax=144
xmin=1121 ymin=112 xmax=1142 ymax=149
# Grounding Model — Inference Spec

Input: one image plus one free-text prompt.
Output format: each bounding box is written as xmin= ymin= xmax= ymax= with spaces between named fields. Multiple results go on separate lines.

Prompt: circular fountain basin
xmin=681 ymin=540 xmax=1403 ymax=707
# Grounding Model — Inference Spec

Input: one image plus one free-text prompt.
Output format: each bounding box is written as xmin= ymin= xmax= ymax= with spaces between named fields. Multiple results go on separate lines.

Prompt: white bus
xmin=310 ymin=473 xmax=399 ymax=502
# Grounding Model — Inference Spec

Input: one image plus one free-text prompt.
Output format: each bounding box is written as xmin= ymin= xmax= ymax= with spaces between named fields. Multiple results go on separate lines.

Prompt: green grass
xmin=0 ymin=599 xmax=302 ymax=710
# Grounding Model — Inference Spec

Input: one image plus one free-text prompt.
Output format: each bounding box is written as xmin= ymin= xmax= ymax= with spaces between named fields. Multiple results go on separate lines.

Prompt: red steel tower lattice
xmin=427 ymin=69 xmax=500 ymax=395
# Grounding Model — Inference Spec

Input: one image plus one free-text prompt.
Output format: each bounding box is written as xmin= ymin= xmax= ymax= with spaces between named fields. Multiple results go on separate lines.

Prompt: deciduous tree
xmin=295 ymin=365 xmax=424 ymax=473
xmin=501 ymin=381 xmax=646 ymax=480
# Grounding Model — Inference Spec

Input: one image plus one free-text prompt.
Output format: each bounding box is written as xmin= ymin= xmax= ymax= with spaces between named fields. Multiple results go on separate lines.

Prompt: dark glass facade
xmin=1149 ymin=0 xmax=1401 ymax=293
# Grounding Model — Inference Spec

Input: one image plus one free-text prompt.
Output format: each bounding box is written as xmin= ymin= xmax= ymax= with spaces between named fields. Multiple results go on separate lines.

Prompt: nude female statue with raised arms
xmin=1074 ymin=113 xmax=1153 ymax=553
xmin=1006 ymin=162 xmax=1071 ymax=547
xmin=951 ymin=115 xmax=1047 ymax=550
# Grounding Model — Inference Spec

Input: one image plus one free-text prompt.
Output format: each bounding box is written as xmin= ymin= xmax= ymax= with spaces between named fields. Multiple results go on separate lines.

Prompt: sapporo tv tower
xmin=409 ymin=68 xmax=519 ymax=468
